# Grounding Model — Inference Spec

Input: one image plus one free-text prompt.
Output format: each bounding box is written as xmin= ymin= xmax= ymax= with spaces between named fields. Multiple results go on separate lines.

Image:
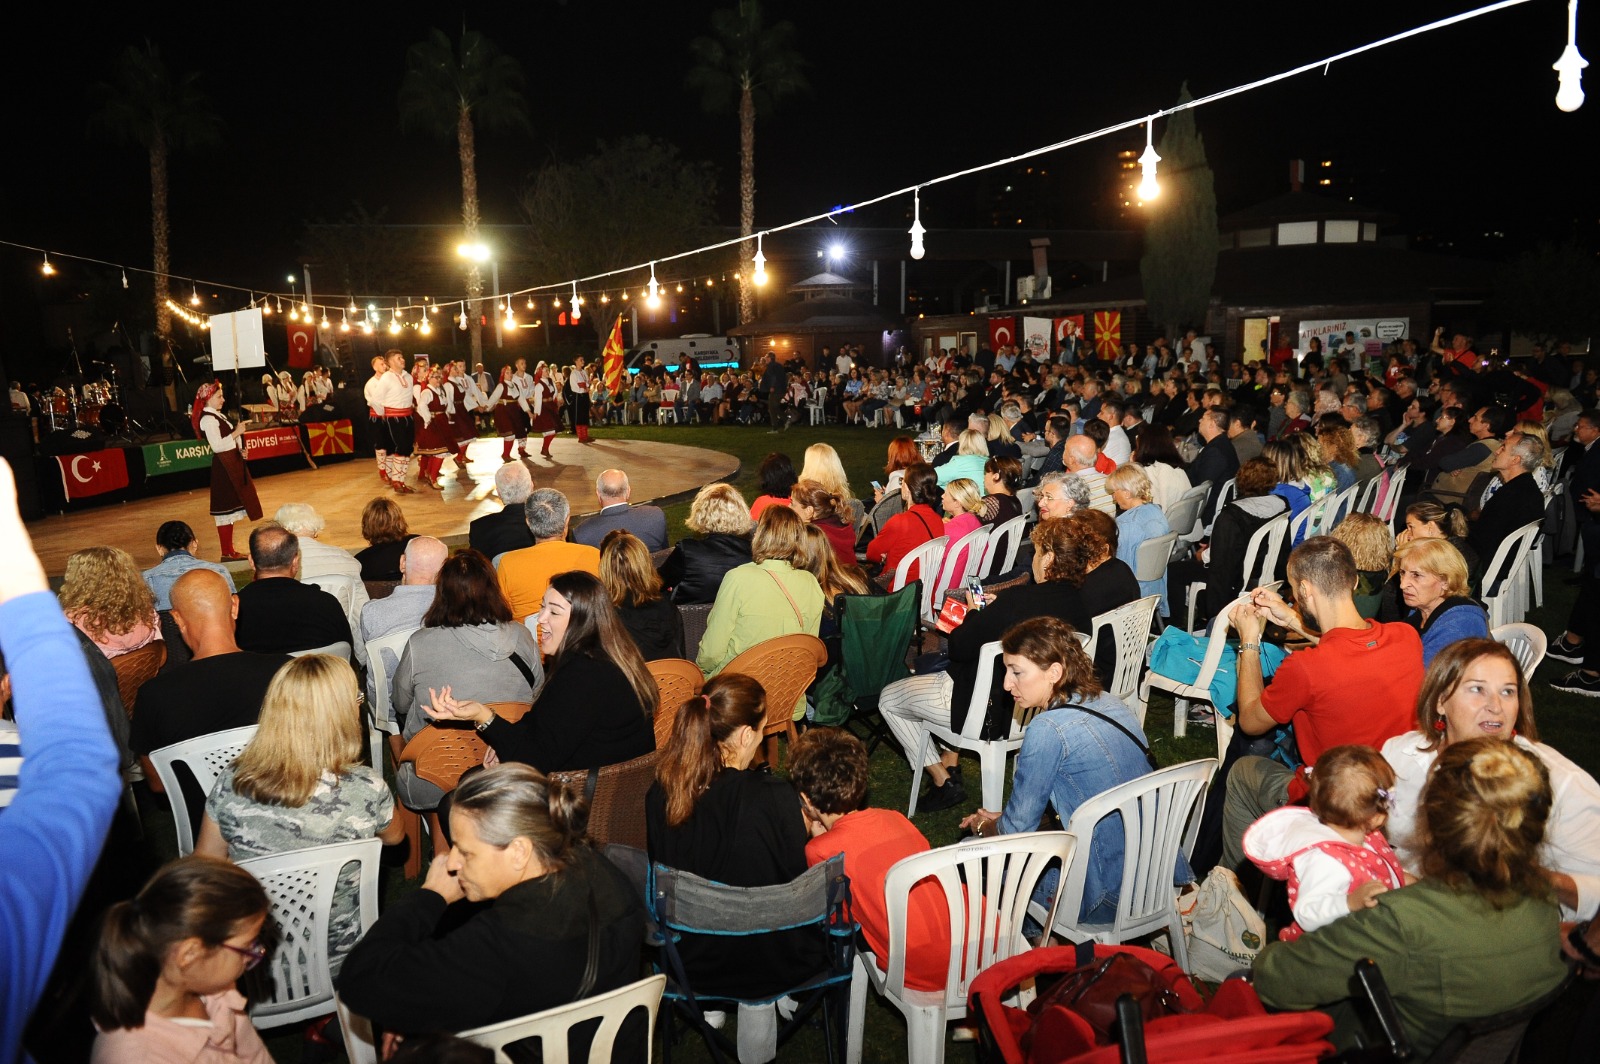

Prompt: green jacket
xmin=1253 ymin=877 xmax=1565 ymax=1056
xmin=696 ymin=560 xmax=824 ymax=681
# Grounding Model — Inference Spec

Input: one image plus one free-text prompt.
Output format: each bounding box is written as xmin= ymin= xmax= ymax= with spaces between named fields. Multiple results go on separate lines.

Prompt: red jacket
xmin=867 ymin=504 xmax=945 ymax=580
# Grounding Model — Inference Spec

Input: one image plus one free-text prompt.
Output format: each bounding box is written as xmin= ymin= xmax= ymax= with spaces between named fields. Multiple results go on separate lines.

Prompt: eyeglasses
xmin=1035 ymin=492 xmax=1059 ymax=505
xmin=220 ymin=940 xmax=268 ymax=970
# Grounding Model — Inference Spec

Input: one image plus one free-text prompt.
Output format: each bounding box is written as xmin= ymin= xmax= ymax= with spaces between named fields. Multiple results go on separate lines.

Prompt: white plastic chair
xmin=1287 ymin=494 xmax=1329 ymax=546
xmin=239 ymin=838 xmax=382 ymax=1028
xmin=148 ymin=725 xmax=259 ymax=856
xmin=335 ymin=993 xmax=378 ymax=1064
xmin=1481 ymin=520 xmax=1543 ymax=628
xmin=1030 ymin=760 xmax=1217 ymax=973
xmin=977 ymin=515 xmax=1026 ymax=580
xmin=907 ymin=642 xmax=1030 ymax=815
xmin=458 ymin=974 xmax=667 ymax=1063
xmin=889 ymin=536 xmax=948 ymax=628
xmin=1165 ymin=483 xmax=1208 ymax=545
xmin=363 ymin=625 xmax=420 ymax=771
xmin=1183 ymin=513 xmax=1289 ymax=633
xmin=1354 ymin=474 xmax=1383 ymax=515
xmin=1141 ymin=607 xmax=1238 ymax=759
xmin=304 ymin=572 xmax=368 ymax=662
xmin=1316 ymin=484 xmax=1360 ymax=537
xmin=289 ymin=641 xmax=352 ymax=661
xmin=1526 ymin=529 xmax=1548 ymax=610
xmin=1132 ymin=531 xmax=1178 ymax=587
xmin=1373 ymin=465 xmax=1409 ymax=524
xmin=925 ymin=526 xmax=992 ymax=627
xmin=845 ymin=832 xmax=1077 ymax=1064
xmin=1492 ymin=622 xmax=1549 ymax=677
xmin=1088 ymin=596 xmax=1161 ymax=723
xmin=1016 ymin=487 xmax=1037 ymax=522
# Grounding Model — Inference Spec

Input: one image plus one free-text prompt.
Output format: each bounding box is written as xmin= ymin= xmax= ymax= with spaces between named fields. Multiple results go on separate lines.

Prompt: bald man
xmin=130 ymin=569 xmax=291 ymax=822
xmin=358 ymin=536 xmax=448 ymax=661
xmin=573 ymin=468 xmax=667 ymax=550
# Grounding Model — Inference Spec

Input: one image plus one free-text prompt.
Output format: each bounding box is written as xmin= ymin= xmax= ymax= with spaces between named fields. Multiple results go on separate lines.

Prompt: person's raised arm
xmin=1230 ymin=601 xmax=1279 ymax=736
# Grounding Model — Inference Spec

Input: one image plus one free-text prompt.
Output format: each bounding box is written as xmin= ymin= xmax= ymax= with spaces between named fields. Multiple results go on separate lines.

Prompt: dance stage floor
xmin=25 ymin=436 xmax=738 ymax=577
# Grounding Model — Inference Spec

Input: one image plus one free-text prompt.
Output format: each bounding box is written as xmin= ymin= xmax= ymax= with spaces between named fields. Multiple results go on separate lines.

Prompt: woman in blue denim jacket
xmin=962 ymin=616 xmax=1192 ymax=921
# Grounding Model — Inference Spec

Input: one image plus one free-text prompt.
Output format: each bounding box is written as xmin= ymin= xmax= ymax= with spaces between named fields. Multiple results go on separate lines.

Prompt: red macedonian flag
xmin=1094 ymin=310 xmax=1122 ymax=360
xmin=602 ymin=315 xmax=626 ymax=394
xmin=306 ymin=419 xmax=354 ymax=456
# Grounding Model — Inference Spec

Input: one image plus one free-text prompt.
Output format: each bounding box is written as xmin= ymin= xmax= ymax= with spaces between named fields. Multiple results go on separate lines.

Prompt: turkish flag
xmin=987 ymin=316 xmax=1016 ymax=351
xmin=57 ymin=448 xmax=130 ymax=500
xmin=287 ymin=321 xmax=317 ymax=369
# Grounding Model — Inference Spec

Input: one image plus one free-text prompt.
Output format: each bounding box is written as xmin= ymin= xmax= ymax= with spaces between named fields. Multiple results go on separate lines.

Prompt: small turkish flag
xmin=987 ymin=316 xmax=1016 ymax=351
xmin=287 ymin=321 xmax=317 ymax=369
xmin=58 ymin=448 xmax=130 ymax=500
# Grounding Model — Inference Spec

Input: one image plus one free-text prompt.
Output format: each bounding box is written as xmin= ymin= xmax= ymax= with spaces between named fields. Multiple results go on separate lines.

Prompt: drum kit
xmin=39 ymin=366 xmax=134 ymax=438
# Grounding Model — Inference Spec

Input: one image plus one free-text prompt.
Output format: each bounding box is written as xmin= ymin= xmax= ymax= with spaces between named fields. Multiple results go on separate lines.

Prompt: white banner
xmin=1022 ymin=317 xmax=1052 ymax=357
xmin=1297 ymin=317 xmax=1409 ymax=371
xmin=209 ymin=308 xmax=268 ymax=371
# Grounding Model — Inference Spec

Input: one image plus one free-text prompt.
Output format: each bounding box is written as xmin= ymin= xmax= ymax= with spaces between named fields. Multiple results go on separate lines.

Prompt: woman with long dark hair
xmin=1132 ymin=424 xmax=1192 ymax=513
xmin=600 ymin=530 xmax=685 ymax=661
xmin=426 ymin=570 xmax=656 ymax=773
xmin=749 ymin=452 xmax=798 ymax=520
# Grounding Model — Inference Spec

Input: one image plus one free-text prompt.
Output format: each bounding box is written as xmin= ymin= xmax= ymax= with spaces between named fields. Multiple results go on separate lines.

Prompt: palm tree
xmin=399 ymin=28 xmax=530 ymax=365
xmin=687 ymin=1 xmax=807 ymax=325
xmin=91 ymin=41 xmax=222 ymax=359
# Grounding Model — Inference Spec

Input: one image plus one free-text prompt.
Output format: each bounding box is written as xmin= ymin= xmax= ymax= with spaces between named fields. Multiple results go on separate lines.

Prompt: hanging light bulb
xmin=527 ymin=297 xmax=536 ymax=310
xmin=262 ymin=298 xmax=273 ymax=316
xmin=40 ymin=253 xmax=56 ymax=277
xmin=349 ymin=299 xmax=358 ymax=314
xmin=190 ymin=284 xmax=202 ymax=307
xmin=646 ymin=262 xmax=661 ymax=308
xmin=361 ymin=319 xmax=374 ymax=336
xmin=288 ymin=305 xmax=300 ymax=321
xmin=339 ymin=310 xmax=350 ymax=333
xmin=320 ymin=311 xmax=330 ymax=329
xmin=276 ymin=295 xmax=285 ymax=315
xmin=752 ymin=234 xmax=768 ymax=286
xmin=504 ymin=298 xmax=516 ymax=327
xmin=620 ymin=290 xmax=629 ymax=301
xmin=571 ymin=282 xmax=581 ymax=322
xmin=1137 ymin=117 xmax=1162 ymax=202
xmin=419 ymin=316 xmax=432 ymax=336
xmin=300 ymin=303 xmax=311 ymax=318
xmin=459 ymin=304 xmax=469 ymax=331
xmin=600 ymin=293 xmax=610 ymax=304
xmin=121 ymin=269 xmax=129 ymax=289
xmin=909 ymin=188 xmax=927 ymax=260
xmin=1555 ymin=0 xmax=1589 ymax=111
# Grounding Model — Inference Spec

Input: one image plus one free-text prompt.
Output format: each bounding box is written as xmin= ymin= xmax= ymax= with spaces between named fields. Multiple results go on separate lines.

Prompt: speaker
xmin=0 ymin=419 xmax=41 ymax=520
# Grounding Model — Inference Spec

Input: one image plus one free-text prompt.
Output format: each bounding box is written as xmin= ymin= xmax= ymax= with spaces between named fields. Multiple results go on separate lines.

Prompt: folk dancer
xmin=529 ymin=362 xmax=560 ymax=458
xmin=192 ymin=381 xmax=262 ymax=560
xmin=568 ymin=356 xmax=593 ymax=443
xmin=377 ymin=349 xmax=417 ymax=492
xmin=489 ymin=366 xmax=531 ymax=462
xmin=363 ymin=356 xmax=390 ymax=485
xmin=413 ymin=366 xmax=453 ymax=490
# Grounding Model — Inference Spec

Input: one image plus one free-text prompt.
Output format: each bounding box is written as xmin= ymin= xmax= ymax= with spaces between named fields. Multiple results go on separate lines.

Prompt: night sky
xmin=2 ymin=0 xmax=1595 ymax=306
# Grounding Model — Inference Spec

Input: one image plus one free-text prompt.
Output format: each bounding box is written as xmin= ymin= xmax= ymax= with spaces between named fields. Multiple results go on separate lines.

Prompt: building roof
xmin=727 ymin=295 xmax=900 ymax=337
xmin=1218 ymin=191 xmax=1398 ymax=232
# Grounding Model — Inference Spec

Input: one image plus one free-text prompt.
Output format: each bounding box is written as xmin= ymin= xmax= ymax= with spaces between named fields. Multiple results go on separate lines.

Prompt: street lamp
xmin=456 ymin=242 xmax=503 ymax=349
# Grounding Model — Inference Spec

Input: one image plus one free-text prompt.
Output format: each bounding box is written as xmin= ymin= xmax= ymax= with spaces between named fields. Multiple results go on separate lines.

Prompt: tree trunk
xmin=458 ymin=105 xmax=484 ymax=365
xmin=149 ymin=137 xmax=177 ymax=403
xmin=737 ymin=79 xmax=756 ymax=326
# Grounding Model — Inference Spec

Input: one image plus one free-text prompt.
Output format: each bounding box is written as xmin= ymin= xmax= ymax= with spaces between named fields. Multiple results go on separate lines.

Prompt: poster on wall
xmin=1052 ymin=316 xmax=1085 ymax=362
xmin=1093 ymin=311 xmax=1122 ymax=360
xmin=1297 ymin=317 xmax=1409 ymax=370
xmin=1022 ymin=317 xmax=1053 ymax=358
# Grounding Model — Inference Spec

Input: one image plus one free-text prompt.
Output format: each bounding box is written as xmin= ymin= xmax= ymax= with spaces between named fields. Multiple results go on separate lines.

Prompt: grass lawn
xmin=171 ymin=421 xmax=1595 ymax=1063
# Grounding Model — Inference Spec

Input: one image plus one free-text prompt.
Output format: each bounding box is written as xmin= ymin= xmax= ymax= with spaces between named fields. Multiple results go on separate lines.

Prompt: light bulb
xmin=571 ymin=284 xmax=581 ymax=322
xmin=388 ymin=318 xmax=401 ymax=335
xmin=505 ymin=308 xmax=516 ymax=326
xmin=361 ymin=321 xmax=374 ymax=335
xmin=339 ymin=315 xmax=350 ymax=333
xmin=349 ymin=301 xmax=358 ymax=313
xmin=527 ymin=297 xmax=536 ymax=310
xmin=191 ymin=286 xmax=202 ymax=306
xmin=320 ymin=313 xmax=330 ymax=329
xmin=419 ymin=318 xmax=431 ymax=336
xmin=752 ymin=243 xmax=768 ymax=287
xmin=620 ymin=291 xmax=629 ymax=301
xmin=289 ymin=307 xmax=300 ymax=321
xmin=121 ymin=270 xmax=129 ymax=289
xmin=647 ymin=290 xmax=661 ymax=309
xmin=601 ymin=294 xmax=610 ymax=304
xmin=1556 ymin=44 xmax=1588 ymax=111
xmin=1138 ymin=117 xmax=1161 ymax=201
xmin=300 ymin=303 xmax=310 ymax=317
xmin=909 ymin=189 xmax=926 ymax=260
xmin=41 ymin=254 xmax=56 ymax=276
xmin=262 ymin=301 xmax=273 ymax=316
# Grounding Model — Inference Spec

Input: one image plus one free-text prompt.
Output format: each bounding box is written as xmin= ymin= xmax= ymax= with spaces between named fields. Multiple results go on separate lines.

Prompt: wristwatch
xmin=474 ymin=716 xmax=494 ymax=732
xmin=1239 ymin=642 xmax=1262 ymax=653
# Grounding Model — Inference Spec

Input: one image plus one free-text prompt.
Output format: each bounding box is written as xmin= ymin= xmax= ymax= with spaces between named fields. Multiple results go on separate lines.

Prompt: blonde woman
xmin=195 ymin=654 xmax=403 ymax=975
xmin=1391 ymin=537 xmax=1487 ymax=665
xmin=1330 ymin=511 xmax=1394 ymax=619
xmin=60 ymin=546 xmax=162 ymax=659
xmin=935 ymin=428 xmax=990 ymax=488
xmin=697 ymin=506 xmax=823 ymax=679
xmin=657 ymin=482 xmax=754 ymax=604
xmin=1106 ymin=463 xmax=1171 ymax=606
xmin=798 ymin=442 xmax=865 ymax=527
xmin=600 ymin=529 xmax=684 ymax=661
xmin=935 ymin=478 xmax=986 ymax=603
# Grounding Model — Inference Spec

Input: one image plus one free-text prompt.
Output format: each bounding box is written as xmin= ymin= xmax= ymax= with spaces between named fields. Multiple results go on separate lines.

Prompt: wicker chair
xmin=646 ymin=658 xmax=704 ymax=749
xmin=721 ymin=634 xmax=828 ymax=770
xmin=397 ymin=700 xmax=533 ymax=793
xmin=548 ymin=749 xmax=662 ymax=850
xmin=111 ymin=639 xmax=167 ymax=718
xmin=676 ymin=603 xmax=715 ymax=664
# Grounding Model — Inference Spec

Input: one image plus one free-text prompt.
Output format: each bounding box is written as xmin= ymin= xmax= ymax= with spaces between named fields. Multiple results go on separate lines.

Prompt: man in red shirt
xmin=1219 ymin=537 xmax=1424 ymax=871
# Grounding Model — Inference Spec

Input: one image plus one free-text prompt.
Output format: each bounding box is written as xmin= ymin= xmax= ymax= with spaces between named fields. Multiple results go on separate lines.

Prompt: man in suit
xmin=1189 ymin=407 xmax=1241 ymax=524
xmin=574 ymin=469 xmax=668 ymax=551
xmin=469 ymin=462 xmax=537 ymax=561
xmin=1468 ymin=431 xmax=1545 ymax=583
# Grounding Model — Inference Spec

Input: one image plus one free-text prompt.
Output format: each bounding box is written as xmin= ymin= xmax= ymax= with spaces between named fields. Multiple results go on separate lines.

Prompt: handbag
xmin=1176 ymin=866 xmax=1266 ymax=983
xmin=1025 ymin=944 xmax=1188 ymax=1053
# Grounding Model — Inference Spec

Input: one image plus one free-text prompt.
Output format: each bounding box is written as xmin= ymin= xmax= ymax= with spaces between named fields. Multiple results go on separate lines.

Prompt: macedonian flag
xmin=306 ymin=419 xmax=354 ymax=456
xmin=602 ymin=315 xmax=625 ymax=394
xmin=1093 ymin=310 xmax=1122 ymax=360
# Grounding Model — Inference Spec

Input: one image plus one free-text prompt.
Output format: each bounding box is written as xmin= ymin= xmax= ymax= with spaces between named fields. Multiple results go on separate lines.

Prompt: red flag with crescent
xmin=602 ymin=315 xmax=625 ymax=393
xmin=286 ymin=321 xmax=316 ymax=369
xmin=306 ymin=419 xmax=354 ymax=456
xmin=1093 ymin=310 xmax=1122 ymax=359
xmin=987 ymin=316 xmax=1016 ymax=351
xmin=57 ymin=448 xmax=129 ymax=500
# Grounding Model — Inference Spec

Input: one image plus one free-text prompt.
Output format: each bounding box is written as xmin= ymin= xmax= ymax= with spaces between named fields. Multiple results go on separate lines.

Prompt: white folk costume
xmin=192 ymin=382 xmax=261 ymax=560
xmin=374 ymin=368 xmax=416 ymax=492
xmin=528 ymin=367 xmax=560 ymax=457
xmin=568 ymin=363 xmax=593 ymax=443
xmin=363 ymin=370 xmax=391 ymax=484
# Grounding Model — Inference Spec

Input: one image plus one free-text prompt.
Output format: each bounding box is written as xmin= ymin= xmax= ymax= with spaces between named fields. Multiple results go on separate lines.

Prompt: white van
xmin=628 ymin=335 xmax=742 ymax=373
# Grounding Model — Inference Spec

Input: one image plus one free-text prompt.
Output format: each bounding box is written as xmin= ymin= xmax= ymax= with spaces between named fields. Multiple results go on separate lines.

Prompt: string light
xmin=320 ymin=311 xmax=330 ymax=329
xmin=339 ymin=309 xmax=350 ymax=333
xmin=262 ymin=298 xmax=273 ymax=316
xmin=300 ymin=303 xmax=311 ymax=318
xmin=121 ymin=269 xmax=129 ymax=289
xmin=1555 ymin=0 xmax=1588 ymax=110
xmin=389 ymin=309 xmax=402 ymax=335
xmin=361 ymin=318 xmax=374 ymax=335
xmin=459 ymin=304 xmax=469 ymax=331
xmin=276 ymin=296 xmax=285 ymax=315
xmin=190 ymin=284 xmax=202 ymax=307
xmin=751 ymin=235 xmax=767 ymax=286
xmin=909 ymin=188 xmax=927 ymax=260
xmin=419 ymin=316 xmax=431 ymax=336
xmin=646 ymin=262 xmax=661 ymax=308
xmin=571 ymin=282 xmax=581 ymax=322
xmin=288 ymin=305 xmax=299 ymax=321
xmin=349 ymin=299 xmax=358 ymax=314
xmin=527 ymin=297 xmax=536 ymax=310
xmin=600 ymin=293 xmax=610 ymax=304
xmin=620 ymin=291 xmax=629 ymax=301
xmin=41 ymin=253 xmax=56 ymax=276
xmin=504 ymin=298 xmax=515 ymax=327
xmin=1137 ymin=117 xmax=1162 ymax=202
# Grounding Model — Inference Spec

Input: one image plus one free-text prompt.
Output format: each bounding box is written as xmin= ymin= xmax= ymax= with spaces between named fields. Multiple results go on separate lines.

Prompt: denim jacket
xmin=1000 ymin=692 xmax=1193 ymax=922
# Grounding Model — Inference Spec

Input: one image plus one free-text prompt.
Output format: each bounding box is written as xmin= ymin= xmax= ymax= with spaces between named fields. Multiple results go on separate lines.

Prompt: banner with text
xmin=57 ymin=448 xmax=130 ymax=500
xmin=1022 ymin=317 xmax=1053 ymax=357
xmin=242 ymin=426 xmax=302 ymax=460
xmin=1296 ymin=317 xmax=1409 ymax=370
xmin=143 ymin=438 xmax=214 ymax=476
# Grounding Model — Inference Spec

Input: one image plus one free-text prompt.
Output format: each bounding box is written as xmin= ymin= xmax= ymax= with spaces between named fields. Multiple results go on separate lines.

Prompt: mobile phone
xmin=871 ymin=480 xmax=882 ymax=491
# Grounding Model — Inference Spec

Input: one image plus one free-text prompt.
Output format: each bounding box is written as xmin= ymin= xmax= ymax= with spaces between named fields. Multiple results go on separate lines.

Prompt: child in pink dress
xmin=1244 ymin=744 xmax=1408 ymax=941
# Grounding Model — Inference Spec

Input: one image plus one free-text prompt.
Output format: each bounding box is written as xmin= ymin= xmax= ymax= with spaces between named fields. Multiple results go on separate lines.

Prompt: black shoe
xmin=918 ymin=777 xmax=967 ymax=813
xmin=1548 ymin=635 xmax=1586 ymax=665
xmin=1552 ymin=671 xmax=1600 ymax=698
xmin=946 ymin=762 xmax=964 ymax=782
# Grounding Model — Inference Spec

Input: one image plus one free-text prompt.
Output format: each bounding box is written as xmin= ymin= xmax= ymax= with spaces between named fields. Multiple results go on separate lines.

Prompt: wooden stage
xmin=25 ymin=436 xmax=739 ymax=577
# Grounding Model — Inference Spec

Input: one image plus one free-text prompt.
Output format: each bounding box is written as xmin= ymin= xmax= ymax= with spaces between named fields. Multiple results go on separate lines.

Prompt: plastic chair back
xmin=1164 ymin=486 xmax=1206 ymax=544
xmin=1133 ymin=532 xmax=1178 ymax=583
xmin=239 ymin=838 xmax=382 ymax=1028
xmin=1481 ymin=520 xmax=1543 ymax=627
xmin=548 ymin=749 xmax=662 ymax=851
xmin=929 ymin=526 xmax=992 ymax=620
xmin=645 ymin=658 xmax=704 ymax=749
xmin=288 ymin=641 xmax=352 ymax=661
xmin=149 ymin=725 xmax=258 ymax=856
xmin=398 ymin=701 xmax=531 ymax=792
xmin=978 ymin=515 xmax=1026 ymax=580
xmin=890 ymin=534 xmax=948 ymax=599
xmin=1288 ymin=496 xmax=1326 ymax=546
xmin=458 ymin=974 xmax=666 ymax=1064
xmin=363 ymin=626 xmax=419 ymax=735
xmin=1374 ymin=465 xmax=1409 ymax=523
xmin=1052 ymin=759 xmax=1218 ymax=970
xmin=1491 ymin=622 xmax=1548 ymax=677
xmin=1355 ymin=474 xmax=1383 ymax=515
xmin=1242 ymin=513 xmax=1291 ymax=594
xmin=881 ymin=832 xmax=1076 ymax=1009
xmin=722 ymin=634 xmax=828 ymax=742
xmin=1089 ymin=596 xmax=1161 ymax=717
xmin=676 ymin=603 xmax=713 ymax=663
xmin=1316 ymin=484 xmax=1360 ymax=537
